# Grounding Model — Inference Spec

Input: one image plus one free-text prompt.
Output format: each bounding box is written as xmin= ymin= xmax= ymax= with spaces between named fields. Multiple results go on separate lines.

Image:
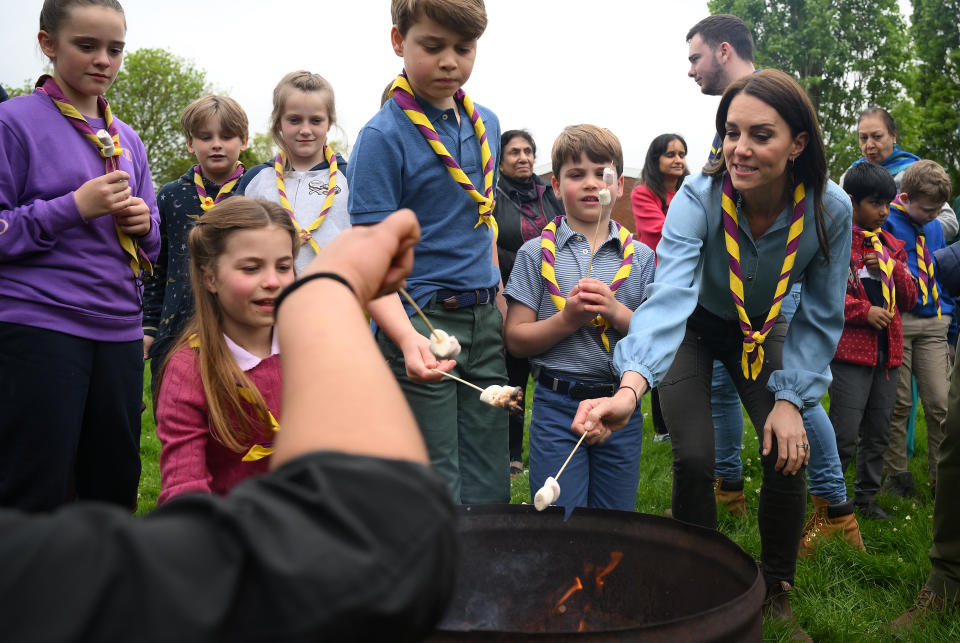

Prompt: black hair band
xmin=274 ymin=272 xmax=355 ymax=317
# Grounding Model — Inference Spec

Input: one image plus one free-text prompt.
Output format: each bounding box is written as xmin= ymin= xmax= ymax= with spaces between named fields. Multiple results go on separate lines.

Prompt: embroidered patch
xmin=308 ymin=180 xmax=340 ymax=196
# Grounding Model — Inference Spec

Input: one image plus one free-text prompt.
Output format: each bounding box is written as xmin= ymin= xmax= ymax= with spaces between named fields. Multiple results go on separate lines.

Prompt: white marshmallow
xmin=429 ymin=329 xmax=461 ymax=359
xmin=603 ymin=167 xmax=616 ymax=186
xmin=95 ymin=129 xmax=115 ymax=157
xmin=533 ymin=476 xmax=561 ymax=511
xmin=479 ymin=385 xmax=502 ymax=405
xmin=598 ymin=189 xmax=611 ymax=206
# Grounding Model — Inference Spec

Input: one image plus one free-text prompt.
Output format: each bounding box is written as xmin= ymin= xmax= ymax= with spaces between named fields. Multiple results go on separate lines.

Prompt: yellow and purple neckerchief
xmin=188 ymin=335 xmax=279 ymax=462
xmin=721 ymin=173 xmax=805 ymax=380
xmin=540 ymin=216 xmax=634 ymax=351
xmin=36 ymin=75 xmax=152 ymax=279
xmin=273 ymin=149 xmax=337 ymax=254
xmin=892 ymin=199 xmax=941 ymax=318
xmin=194 ymin=162 xmax=244 ymax=212
xmin=855 ymin=225 xmax=896 ymax=312
xmin=389 ymin=71 xmax=497 ymax=240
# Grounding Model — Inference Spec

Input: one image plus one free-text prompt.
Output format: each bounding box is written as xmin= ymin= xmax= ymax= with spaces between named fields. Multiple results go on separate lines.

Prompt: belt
xmin=537 ymin=371 xmax=617 ymax=400
xmin=435 ymin=287 xmax=498 ymax=310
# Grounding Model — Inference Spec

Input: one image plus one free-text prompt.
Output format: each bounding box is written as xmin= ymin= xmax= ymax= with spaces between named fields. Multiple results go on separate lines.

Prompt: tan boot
xmin=763 ymin=580 xmax=812 ymax=642
xmin=890 ymin=586 xmax=957 ymax=633
xmin=798 ymin=496 xmax=865 ymax=558
xmin=714 ymin=478 xmax=747 ymax=517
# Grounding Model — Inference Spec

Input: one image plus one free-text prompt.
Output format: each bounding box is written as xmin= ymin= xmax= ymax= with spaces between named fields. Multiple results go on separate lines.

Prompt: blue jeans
xmin=529 ymin=384 xmax=643 ymax=511
xmin=712 ymin=365 xmax=744 ymax=480
xmin=780 ymin=283 xmax=847 ymax=504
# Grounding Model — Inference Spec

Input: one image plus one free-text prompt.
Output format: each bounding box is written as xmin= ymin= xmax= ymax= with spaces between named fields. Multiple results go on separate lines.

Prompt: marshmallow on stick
xmin=429 ymin=329 xmax=461 ymax=359
xmin=534 ymin=476 xmax=561 ymax=511
xmin=95 ymin=129 xmax=115 ymax=157
xmin=586 ymin=167 xmax=617 ymax=278
xmin=479 ymin=384 xmax=524 ymax=415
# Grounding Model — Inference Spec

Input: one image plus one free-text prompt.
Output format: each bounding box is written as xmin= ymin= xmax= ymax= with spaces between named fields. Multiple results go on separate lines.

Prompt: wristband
xmin=274 ymin=272 xmax=355 ymax=318
xmin=617 ymin=384 xmax=639 ymax=409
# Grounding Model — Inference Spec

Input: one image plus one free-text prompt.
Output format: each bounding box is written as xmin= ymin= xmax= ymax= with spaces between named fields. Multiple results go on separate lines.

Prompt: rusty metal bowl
xmin=429 ymin=504 xmax=763 ymax=642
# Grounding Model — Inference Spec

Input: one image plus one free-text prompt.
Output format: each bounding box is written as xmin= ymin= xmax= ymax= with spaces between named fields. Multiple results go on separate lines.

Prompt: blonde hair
xmin=901 ymin=159 xmax=952 ymax=204
xmin=181 ymin=95 xmax=249 ymax=141
xmin=391 ymin=0 xmax=487 ymax=38
xmin=551 ymin=124 xmax=624 ymax=178
xmin=161 ymin=198 xmax=298 ymax=453
xmin=270 ymin=71 xmax=336 ymax=167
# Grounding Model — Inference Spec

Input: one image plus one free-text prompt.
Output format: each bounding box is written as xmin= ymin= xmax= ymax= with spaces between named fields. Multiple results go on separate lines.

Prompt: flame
xmin=554 ymin=576 xmax=583 ymax=612
xmin=595 ymin=551 xmax=623 ymax=590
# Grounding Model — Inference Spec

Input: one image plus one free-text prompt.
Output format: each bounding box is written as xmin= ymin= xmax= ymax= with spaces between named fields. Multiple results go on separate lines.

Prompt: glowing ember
xmin=553 ymin=576 xmax=583 ymax=613
xmin=550 ymin=552 xmax=624 ymax=633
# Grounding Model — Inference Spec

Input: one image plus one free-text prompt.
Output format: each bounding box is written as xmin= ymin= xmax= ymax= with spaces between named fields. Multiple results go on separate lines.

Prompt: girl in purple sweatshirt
xmin=0 ymin=0 xmax=160 ymax=511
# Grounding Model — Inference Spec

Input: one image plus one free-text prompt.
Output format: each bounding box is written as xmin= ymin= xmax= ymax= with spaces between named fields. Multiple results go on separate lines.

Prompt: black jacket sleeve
xmin=0 ymin=452 xmax=457 ymax=643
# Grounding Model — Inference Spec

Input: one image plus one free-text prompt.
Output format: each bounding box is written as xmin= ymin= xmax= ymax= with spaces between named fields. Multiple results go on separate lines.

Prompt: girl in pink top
xmin=631 ymin=134 xmax=689 ymax=256
xmin=155 ymin=198 xmax=297 ymax=503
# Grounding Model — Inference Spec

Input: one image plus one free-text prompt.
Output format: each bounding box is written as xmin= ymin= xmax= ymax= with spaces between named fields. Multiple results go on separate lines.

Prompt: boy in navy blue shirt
xmin=504 ymin=125 xmax=656 ymax=510
xmin=347 ymin=0 xmax=507 ymax=503
xmin=882 ymin=159 xmax=954 ymax=498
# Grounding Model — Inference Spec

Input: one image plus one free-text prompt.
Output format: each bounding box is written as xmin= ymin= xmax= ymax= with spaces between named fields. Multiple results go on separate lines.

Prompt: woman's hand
xmin=762 ymin=399 xmax=809 ymax=475
xmin=74 ymin=170 xmax=133 ymax=220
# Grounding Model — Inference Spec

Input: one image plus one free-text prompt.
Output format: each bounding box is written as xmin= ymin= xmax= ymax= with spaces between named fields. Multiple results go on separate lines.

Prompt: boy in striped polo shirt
xmin=504 ymin=125 xmax=656 ymax=510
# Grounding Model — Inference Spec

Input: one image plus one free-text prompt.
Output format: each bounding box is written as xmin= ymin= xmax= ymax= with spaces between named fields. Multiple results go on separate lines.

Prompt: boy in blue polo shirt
xmin=882 ymin=159 xmax=954 ymax=498
xmin=504 ymin=125 xmax=656 ymax=510
xmin=347 ymin=0 xmax=507 ymax=504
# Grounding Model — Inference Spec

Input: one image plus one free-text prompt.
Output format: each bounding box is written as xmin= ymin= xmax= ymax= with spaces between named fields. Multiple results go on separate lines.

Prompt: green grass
xmin=139 ymin=370 xmax=960 ymax=640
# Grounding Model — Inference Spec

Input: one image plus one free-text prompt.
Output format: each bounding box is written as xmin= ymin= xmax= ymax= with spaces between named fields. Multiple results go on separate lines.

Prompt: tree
xmin=106 ymin=48 xmax=211 ymax=189
xmin=238 ymin=132 xmax=276 ymax=169
xmin=707 ymin=0 xmax=911 ymax=176
xmin=907 ymin=0 xmax=960 ymax=198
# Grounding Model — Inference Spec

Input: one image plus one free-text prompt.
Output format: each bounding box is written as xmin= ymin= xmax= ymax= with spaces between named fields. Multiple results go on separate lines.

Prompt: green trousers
xmin=927 ymin=347 xmax=960 ymax=600
xmin=377 ymin=298 xmax=509 ymax=504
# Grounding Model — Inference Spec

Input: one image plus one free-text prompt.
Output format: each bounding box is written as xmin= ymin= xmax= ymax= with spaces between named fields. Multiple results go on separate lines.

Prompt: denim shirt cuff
xmin=772 ymin=389 xmax=804 ymax=410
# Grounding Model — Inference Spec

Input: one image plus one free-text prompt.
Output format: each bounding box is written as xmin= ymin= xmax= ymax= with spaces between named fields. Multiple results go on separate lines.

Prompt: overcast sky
xmin=1 ymin=0 xmax=905 ymax=176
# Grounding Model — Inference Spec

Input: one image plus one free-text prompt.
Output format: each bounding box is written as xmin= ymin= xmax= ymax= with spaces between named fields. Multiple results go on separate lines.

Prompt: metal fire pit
xmin=429 ymin=504 xmax=763 ymax=642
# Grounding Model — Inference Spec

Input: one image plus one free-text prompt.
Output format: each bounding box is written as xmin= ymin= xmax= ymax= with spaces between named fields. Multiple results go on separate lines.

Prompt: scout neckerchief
xmin=389 ymin=71 xmax=497 ymax=239
xmin=194 ymin=162 xmax=244 ymax=211
xmin=892 ymin=198 xmax=942 ymax=318
xmin=540 ymin=216 xmax=633 ymax=351
xmin=854 ymin=225 xmax=896 ymax=312
xmin=188 ymin=334 xmax=279 ymax=462
xmin=274 ymin=149 xmax=337 ymax=254
xmin=36 ymin=75 xmax=152 ymax=278
xmin=721 ymin=173 xmax=805 ymax=380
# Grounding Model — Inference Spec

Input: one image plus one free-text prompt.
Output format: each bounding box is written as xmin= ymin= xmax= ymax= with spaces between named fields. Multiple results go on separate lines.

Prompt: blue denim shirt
xmin=613 ymin=172 xmax=853 ymax=409
xmin=347 ymin=94 xmax=501 ymax=312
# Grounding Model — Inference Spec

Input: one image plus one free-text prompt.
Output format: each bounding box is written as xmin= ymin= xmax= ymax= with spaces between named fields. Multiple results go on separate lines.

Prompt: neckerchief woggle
xmin=892 ymin=199 xmax=941 ymax=318
xmin=36 ymin=75 xmax=152 ymax=279
xmin=721 ymin=173 xmax=805 ymax=380
xmin=188 ymin=334 xmax=279 ymax=461
xmin=274 ymin=149 xmax=338 ymax=254
xmin=854 ymin=226 xmax=896 ymax=312
xmin=540 ymin=216 xmax=633 ymax=351
xmin=389 ymin=71 xmax=497 ymax=240
xmin=194 ymin=162 xmax=244 ymax=212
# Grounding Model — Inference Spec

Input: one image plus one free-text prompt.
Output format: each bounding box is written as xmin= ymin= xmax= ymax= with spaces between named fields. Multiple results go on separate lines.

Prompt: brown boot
xmin=798 ymin=496 xmax=866 ymax=557
xmin=890 ymin=586 xmax=956 ymax=633
xmin=763 ymin=580 xmax=812 ymax=641
xmin=714 ymin=477 xmax=747 ymax=517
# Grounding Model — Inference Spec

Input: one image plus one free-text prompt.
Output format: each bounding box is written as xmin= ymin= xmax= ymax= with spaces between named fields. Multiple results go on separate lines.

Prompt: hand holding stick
xmin=399 ymin=288 xmax=461 ymax=358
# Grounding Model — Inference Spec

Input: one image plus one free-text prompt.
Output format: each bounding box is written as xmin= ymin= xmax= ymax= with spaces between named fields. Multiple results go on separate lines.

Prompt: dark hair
xmin=39 ymin=0 xmax=125 ymax=36
xmin=641 ymin=133 xmax=689 ymax=213
xmin=686 ymin=14 xmax=754 ymax=63
xmin=842 ymin=162 xmax=897 ymax=203
xmin=551 ymin=125 xmax=623 ymax=178
xmin=858 ymin=107 xmax=897 ymax=138
xmin=501 ymin=129 xmax=536 ymax=156
xmin=708 ymin=69 xmax=830 ymax=259
xmin=391 ymin=0 xmax=487 ymax=39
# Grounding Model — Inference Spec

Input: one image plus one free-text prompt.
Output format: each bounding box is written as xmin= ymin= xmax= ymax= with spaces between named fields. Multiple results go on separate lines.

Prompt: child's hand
xmin=862 ymin=250 xmax=880 ymax=270
xmin=143 ymin=335 xmax=154 ymax=361
xmin=398 ymin=331 xmax=456 ymax=383
xmin=577 ymin=278 xmax=618 ymax=318
xmin=560 ymin=285 xmax=597 ymax=328
xmin=114 ymin=197 xmax=152 ymax=237
xmin=74 ymin=170 xmax=133 ymax=220
xmin=866 ymin=306 xmax=893 ymax=330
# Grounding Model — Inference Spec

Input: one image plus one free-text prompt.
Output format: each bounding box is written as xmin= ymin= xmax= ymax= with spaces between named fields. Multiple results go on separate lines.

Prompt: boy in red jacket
xmin=830 ymin=162 xmax=917 ymax=520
